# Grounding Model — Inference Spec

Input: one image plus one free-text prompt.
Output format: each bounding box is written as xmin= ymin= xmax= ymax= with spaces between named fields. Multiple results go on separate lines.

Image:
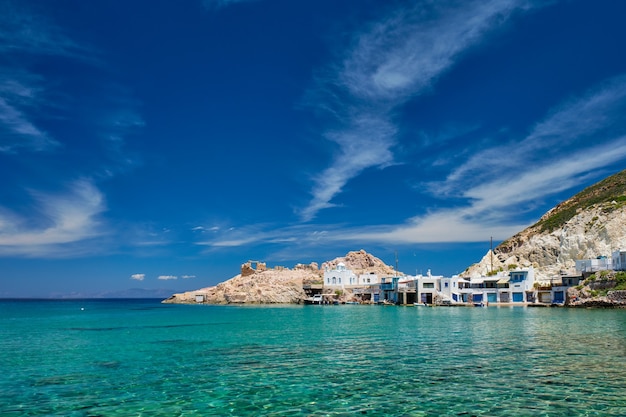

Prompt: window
xmin=423 ymin=282 xmax=434 ymax=288
xmin=444 ymin=282 xmax=449 ymax=288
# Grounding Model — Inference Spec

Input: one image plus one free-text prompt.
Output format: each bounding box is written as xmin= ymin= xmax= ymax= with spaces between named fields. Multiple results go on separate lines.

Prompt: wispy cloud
xmin=0 ymin=2 xmax=142 ymax=158
xmin=131 ymin=273 xmax=145 ymax=281
xmin=0 ymin=72 xmax=60 ymax=153
xmin=0 ymin=3 xmax=145 ymax=259
xmin=444 ymin=75 xmax=626 ymax=190
xmin=0 ymin=179 xmax=108 ymax=256
xmin=158 ymin=275 xmax=178 ymax=281
xmin=199 ymin=73 xmax=626 ymax=248
xmin=301 ymin=0 xmax=534 ymax=221
xmin=0 ymin=3 xmax=95 ymax=154
xmin=202 ymin=0 xmax=257 ymax=11
xmin=343 ymin=75 xmax=626 ymax=244
xmin=0 ymin=2 xmax=87 ymax=58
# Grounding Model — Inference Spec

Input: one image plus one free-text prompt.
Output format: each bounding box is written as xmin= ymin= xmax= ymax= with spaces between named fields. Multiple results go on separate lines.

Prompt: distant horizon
xmin=2 ymin=0 xmax=626 ymax=297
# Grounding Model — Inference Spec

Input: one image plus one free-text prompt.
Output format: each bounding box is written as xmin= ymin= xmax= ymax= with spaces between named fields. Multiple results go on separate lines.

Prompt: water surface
xmin=1 ymin=299 xmax=625 ymax=416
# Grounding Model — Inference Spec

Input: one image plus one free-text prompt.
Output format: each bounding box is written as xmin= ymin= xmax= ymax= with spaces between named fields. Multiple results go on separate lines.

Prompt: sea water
xmin=1 ymin=300 xmax=626 ymax=416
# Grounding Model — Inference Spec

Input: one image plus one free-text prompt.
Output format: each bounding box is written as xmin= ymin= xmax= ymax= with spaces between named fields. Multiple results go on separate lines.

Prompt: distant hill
xmin=46 ymin=288 xmax=187 ymax=299
xmin=463 ymin=169 xmax=626 ymax=279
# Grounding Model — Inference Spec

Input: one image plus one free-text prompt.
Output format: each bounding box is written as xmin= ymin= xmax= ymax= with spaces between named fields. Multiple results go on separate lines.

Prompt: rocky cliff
xmin=463 ymin=169 xmax=626 ymax=280
xmin=163 ymin=250 xmax=396 ymax=304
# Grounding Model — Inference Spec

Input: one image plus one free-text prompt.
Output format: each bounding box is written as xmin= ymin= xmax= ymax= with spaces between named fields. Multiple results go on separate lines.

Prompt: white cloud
xmin=181 ymin=275 xmax=196 ymax=279
xmin=0 ymin=5 xmax=146 ymax=259
xmin=338 ymin=210 xmax=528 ymax=244
xmin=445 ymin=75 xmax=626 ymax=189
xmin=342 ymin=77 xmax=626 ymax=244
xmin=158 ymin=275 xmax=178 ymax=280
xmin=301 ymin=0 xmax=534 ymax=221
xmin=131 ymin=273 xmax=145 ymax=281
xmin=0 ymin=179 xmax=107 ymax=256
xmin=198 ymin=73 xmax=626 ymax=248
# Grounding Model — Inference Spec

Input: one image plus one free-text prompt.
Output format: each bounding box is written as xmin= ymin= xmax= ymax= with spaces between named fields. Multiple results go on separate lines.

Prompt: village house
xmin=576 ymin=256 xmax=611 ymax=273
xmin=323 ymin=262 xmax=356 ymax=288
xmin=319 ymin=259 xmax=594 ymax=306
xmin=612 ymin=249 xmax=626 ymax=271
xmin=321 ymin=263 xmax=383 ymax=302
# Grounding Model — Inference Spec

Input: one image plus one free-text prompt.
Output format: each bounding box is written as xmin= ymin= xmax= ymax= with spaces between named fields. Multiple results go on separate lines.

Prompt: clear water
xmin=1 ymin=300 xmax=626 ymax=416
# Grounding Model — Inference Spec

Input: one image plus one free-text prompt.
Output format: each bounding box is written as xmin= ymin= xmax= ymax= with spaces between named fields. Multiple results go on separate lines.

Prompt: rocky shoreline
xmin=567 ymin=289 xmax=626 ymax=308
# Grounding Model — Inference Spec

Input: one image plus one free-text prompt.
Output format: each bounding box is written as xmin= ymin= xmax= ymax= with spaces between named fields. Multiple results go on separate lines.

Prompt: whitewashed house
xmin=576 ymin=257 xmax=611 ymax=273
xmin=323 ymin=262 xmax=357 ymax=289
xmin=508 ymin=267 xmax=536 ymax=303
xmin=416 ymin=270 xmax=443 ymax=304
xmin=462 ymin=267 xmax=536 ymax=304
xmin=612 ymin=249 xmax=626 ymax=271
xmin=358 ymin=272 xmax=380 ymax=285
xmin=439 ymin=275 xmax=465 ymax=304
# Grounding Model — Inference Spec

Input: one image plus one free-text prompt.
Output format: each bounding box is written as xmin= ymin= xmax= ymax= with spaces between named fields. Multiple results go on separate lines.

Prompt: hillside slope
xmin=463 ymin=169 xmax=626 ymax=279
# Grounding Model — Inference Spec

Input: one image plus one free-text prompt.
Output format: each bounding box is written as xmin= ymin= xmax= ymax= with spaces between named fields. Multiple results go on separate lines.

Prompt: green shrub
xmin=614 ymin=272 xmax=626 ymax=290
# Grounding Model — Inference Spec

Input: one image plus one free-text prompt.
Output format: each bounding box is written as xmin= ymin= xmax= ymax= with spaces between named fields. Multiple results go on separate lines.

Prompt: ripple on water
xmin=2 ymin=302 xmax=626 ymax=416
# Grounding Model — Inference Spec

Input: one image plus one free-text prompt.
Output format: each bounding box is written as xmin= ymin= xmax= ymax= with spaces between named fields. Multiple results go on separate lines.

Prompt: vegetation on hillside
xmin=496 ymin=169 xmax=626 ymax=253
xmin=536 ymin=169 xmax=626 ymax=233
xmin=578 ymin=270 xmax=626 ymax=297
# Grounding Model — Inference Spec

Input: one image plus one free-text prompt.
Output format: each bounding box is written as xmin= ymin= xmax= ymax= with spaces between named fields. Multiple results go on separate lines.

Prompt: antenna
xmin=395 ymin=250 xmax=398 ymax=277
xmin=490 ymin=236 xmax=493 ymax=273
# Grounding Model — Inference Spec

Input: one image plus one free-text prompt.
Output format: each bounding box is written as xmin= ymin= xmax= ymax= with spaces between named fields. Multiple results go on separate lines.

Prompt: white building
xmin=323 ymin=262 xmax=357 ymax=288
xmin=612 ymin=249 xmax=626 ymax=271
xmin=462 ymin=267 xmax=536 ymax=304
xmin=416 ymin=270 xmax=442 ymax=304
xmin=439 ymin=275 xmax=465 ymax=304
xmin=576 ymin=257 xmax=611 ymax=273
xmin=358 ymin=272 xmax=380 ymax=286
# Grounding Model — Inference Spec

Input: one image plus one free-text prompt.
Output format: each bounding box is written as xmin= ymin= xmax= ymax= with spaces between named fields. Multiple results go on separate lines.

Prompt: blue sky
xmin=2 ymin=0 xmax=626 ymax=297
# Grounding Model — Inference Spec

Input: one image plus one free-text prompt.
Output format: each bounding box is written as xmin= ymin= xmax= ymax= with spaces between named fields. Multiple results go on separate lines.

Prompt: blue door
xmin=553 ymin=291 xmax=564 ymax=303
xmin=512 ymin=292 xmax=524 ymax=302
xmin=487 ymin=293 xmax=497 ymax=303
xmin=473 ymin=294 xmax=483 ymax=302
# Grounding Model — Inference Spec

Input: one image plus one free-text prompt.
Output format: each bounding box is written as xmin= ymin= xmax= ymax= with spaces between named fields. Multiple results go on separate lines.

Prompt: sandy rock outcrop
xmin=163 ymin=266 xmax=323 ymax=305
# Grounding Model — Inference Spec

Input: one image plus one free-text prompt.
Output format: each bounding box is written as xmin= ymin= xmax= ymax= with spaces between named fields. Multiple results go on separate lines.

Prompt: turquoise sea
xmin=1 ymin=299 xmax=626 ymax=416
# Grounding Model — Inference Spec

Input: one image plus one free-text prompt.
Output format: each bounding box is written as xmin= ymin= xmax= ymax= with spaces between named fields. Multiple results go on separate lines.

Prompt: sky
xmin=1 ymin=0 xmax=626 ymax=297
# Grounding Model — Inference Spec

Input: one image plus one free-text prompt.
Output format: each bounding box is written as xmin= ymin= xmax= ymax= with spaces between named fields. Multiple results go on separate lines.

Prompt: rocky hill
xmin=463 ymin=169 xmax=626 ymax=280
xmin=163 ymin=250 xmax=396 ymax=304
xmin=321 ymin=249 xmax=397 ymax=276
